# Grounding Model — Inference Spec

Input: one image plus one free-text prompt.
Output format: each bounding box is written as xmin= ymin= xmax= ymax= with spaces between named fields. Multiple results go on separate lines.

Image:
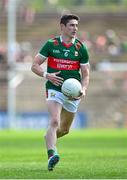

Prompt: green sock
xmin=48 ymin=149 xmax=55 ymax=159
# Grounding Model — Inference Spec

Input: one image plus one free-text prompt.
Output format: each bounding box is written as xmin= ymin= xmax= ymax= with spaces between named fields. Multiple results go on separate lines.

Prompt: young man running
xmin=31 ymin=14 xmax=90 ymax=171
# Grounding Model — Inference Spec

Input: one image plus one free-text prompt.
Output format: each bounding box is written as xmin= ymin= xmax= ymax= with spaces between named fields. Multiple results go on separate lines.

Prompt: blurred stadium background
xmin=0 ymin=0 xmax=127 ymax=129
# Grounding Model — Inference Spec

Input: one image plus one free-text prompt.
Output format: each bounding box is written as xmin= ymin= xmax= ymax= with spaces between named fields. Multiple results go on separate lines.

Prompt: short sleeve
xmin=80 ymin=44 xmax=89 ymax=65
xmin=39 ymin=40 xmax=51 ymax=58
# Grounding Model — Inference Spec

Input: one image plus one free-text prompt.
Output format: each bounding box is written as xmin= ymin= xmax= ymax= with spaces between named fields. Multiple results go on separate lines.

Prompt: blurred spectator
xmin=106 ymin=29 xmax=120 ymax=56
xmin=78 ymin=31 xmax=92 ymax=49
xmin=25 ymin=7 xmax=35 ymax=25
xmin=107 ymin=44 xmax=120 ymax=56
xmin=95 ymin=35 xmax=107 ymax=52
xmin=19 ymin=3 xmax=35 ymax=25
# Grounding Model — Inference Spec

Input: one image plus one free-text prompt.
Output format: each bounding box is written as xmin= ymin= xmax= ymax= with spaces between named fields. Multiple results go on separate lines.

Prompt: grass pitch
xmin=0 ymin=129 xmax=127 ymax=179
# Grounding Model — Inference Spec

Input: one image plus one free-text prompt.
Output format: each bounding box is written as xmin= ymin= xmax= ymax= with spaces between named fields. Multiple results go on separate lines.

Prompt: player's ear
xmin=60 ymin=23 xmax=65 ymax=31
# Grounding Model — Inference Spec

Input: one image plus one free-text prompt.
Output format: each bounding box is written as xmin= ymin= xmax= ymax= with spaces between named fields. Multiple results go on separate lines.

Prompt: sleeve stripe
xmin=80 ymin=62 xmax=90 ymax=66
xmin=37 ymin=53 xmax=47 ymax=59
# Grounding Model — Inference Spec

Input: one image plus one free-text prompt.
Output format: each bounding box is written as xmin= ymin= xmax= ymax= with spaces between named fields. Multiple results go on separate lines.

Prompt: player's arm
xmin=80 ymin=63 xmax=90 ymax=96
xmin=79 ymin=43 xmax=90 ymax=97
xmin=31 ymin=54 xmax=64 ymax=86
xmin=31 ymin=54 xmax=47 ymax=77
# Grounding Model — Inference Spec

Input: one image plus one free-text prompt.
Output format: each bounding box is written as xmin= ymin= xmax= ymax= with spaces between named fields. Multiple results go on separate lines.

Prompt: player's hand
xmin=74 ymin=89 xmax=86 ymax=100
xmin=67 ymin=89 xmax=86 ymax=101
xmin=46 ymin=71 xmax=64 ymax=86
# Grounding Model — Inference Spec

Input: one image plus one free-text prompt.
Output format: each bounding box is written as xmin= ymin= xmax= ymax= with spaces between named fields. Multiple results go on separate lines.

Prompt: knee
xmin=50 ymin=118 xmax=59 ymax=128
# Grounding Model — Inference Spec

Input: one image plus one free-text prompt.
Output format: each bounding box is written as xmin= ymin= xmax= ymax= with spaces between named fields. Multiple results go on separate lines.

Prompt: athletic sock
xmin=54 ymin=147 xmax=58 ymax=154
xmin=47 ymin=149 xmax=55 ymax=159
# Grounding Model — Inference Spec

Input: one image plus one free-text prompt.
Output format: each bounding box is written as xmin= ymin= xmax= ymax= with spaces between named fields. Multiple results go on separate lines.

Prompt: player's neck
xmin=61 ymin=35 xmax=74 ymax=44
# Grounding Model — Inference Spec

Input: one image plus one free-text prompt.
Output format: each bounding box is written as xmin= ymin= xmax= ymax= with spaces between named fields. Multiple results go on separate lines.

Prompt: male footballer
xmin=31 ymin=14 xmax=90 ymax=171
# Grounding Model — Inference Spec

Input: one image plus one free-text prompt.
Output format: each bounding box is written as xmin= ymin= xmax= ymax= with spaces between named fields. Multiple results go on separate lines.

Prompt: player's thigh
xmin=60 ymin=108 xmax=75 ymax=130
xmin=47 ymin=100 xmax=62 ymax=120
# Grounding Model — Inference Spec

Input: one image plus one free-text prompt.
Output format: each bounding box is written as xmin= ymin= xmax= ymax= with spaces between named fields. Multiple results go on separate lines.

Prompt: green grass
xmin=0 ymin=129 xmax=127 ymax=179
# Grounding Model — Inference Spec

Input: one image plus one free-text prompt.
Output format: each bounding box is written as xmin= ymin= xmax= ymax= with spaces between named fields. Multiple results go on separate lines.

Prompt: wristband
xmin=43 ymin=72 xmax=47 ymax=78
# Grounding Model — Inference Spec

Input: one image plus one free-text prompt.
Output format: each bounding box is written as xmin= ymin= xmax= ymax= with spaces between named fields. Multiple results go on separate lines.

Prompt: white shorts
xmin=46 ymin=89 xmax=81 ymax=113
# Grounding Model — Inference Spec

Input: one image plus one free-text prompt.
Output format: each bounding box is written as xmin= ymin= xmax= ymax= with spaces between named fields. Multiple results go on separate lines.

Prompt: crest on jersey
xmin=75 ymin=51 xmax=78 ymax=56
xmin=63 ymin=49 xmax=70 ymax=57
xmin=64 ymin=51 xmax=69 ymax=57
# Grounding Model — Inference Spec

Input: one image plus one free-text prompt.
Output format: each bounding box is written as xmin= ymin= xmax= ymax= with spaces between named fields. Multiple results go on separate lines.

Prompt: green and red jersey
xmin=38 ymin=36 xmax=89 ymax=92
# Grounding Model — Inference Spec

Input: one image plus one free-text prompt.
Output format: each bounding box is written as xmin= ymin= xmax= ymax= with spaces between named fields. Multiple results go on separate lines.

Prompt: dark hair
xmin=60 ymin=14 xmax=80 ymax=26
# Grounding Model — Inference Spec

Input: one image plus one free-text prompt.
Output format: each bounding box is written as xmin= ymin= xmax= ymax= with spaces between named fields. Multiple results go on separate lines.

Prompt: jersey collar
xmin=60 ymin=36 xmax=75 ymax=48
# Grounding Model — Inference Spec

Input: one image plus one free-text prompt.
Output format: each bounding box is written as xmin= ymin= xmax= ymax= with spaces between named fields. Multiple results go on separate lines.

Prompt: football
xmin=61 ymin=78 xmax=82 ymax=98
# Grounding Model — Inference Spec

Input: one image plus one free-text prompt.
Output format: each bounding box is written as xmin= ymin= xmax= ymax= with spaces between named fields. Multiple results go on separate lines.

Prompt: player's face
xmin=62 ymin=19 xmax=78 ymax=38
